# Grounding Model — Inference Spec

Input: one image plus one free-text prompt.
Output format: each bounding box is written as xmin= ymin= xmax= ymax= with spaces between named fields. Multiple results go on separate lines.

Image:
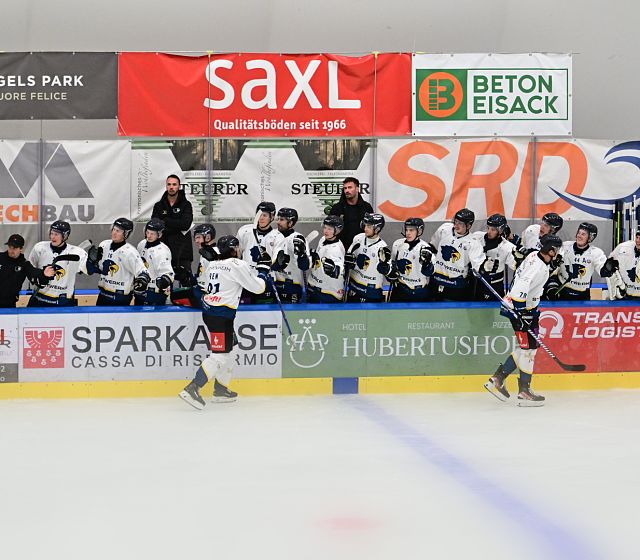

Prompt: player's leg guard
xmin=484 ymin=363 xmax=511 ymax=401
xmin=212 ymin=347 xmax=238 ymax=403
xmin=514 ymin=349 xmax=545 ymax=407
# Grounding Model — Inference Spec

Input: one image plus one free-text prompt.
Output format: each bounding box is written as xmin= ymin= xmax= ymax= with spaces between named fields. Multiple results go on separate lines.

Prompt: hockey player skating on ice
xmin=429 ymin=208 xmax=480 ymax=301
xmin=135 ymin=219 xmax=174 ymax=305
xmin=469 ymin=214 xmax=516 ymax=300
xmin=515 ymin=212 xmax=563 ymax=264
xmin=307 ymin=215 xmax=345 ymax=303
xmin=607 ymin=227 xmax=640 ymax=300
xmin=27 ymin=220 xmax=89 ymax=307
xmin=388 ymin=218 xmax=434 ymax=302
xmin=271 ymin=208 xmax=310 ymax=304
xmin=546 ymin=222 xmax=614 ymax=301
xmin=344 ymin=213 xmax=393 ymax=303
xmin=179 ymin=236 xmax=271 ymax=409
xmin=87 ymin=218 xmax=150 ymax=306
xmin=237 ymin=202 xmax=282 ymax=303
xmin=484 ymin=234 xmax=563 ymax=407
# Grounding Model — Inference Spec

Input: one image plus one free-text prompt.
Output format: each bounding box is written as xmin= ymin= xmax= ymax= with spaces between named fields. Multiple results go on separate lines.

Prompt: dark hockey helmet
xmin=542 ymin=212 xmax=563 ymax=233
xmin=454 ymin=208 xmax=475 ymax=226
xmin=112 ymin=217 xmax=134 ymax=239
xmin=145 ymin=218 xmax=165 ymax=236
xmin=323 ymin=214 xmax=344 ymax=236
xmin=577 ymin=222 xmax=598 ymax=243
xmin=256 ymin=201 xmax=276 ymax=215
xmin=402 ymin=217 xmax=425 ymax=237
xmin=361 ymin=212 xmax=385 ymax=234
xmin=277 ymin=207 xmax=298 ymax=226
xmin=217 ymin=235 xmax=240 ymax=258
xmin=486 ymin=213 xmax=508 ymax=234
xmin=50 ymin=220 xmax=71 ymax=241
xmin=193 ymin=223 xmax=216 ymax=244
xmin=539 ymin=234 xmax=563 ymax=254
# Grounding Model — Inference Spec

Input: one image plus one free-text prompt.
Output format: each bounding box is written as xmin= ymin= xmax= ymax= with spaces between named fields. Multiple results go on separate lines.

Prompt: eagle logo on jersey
xmin=356 ymin=253 xmax=371 ymax=270
xmin=101 ymin=259 xmax=120 ymax=276
xmin=53 ymin=265 xmax=66 ymax=281
xmin=441 ymin=245 xmax=461 ymax=263
xmin=627 ymin=266 xmax=638 ymax=283
xmin=396 ymin=258 xmax=413 ymax=275
xmin=570 ymin=263 xmax=587 ymax=279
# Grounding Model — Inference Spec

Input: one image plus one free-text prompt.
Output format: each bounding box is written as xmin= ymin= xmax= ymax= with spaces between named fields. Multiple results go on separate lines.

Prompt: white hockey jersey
xmin=469 ymin=231 xmax=517 ymax=274
xmin=348 ymin=233 xmax=388 ymax=291
xmin=308 ymin=237 xmax=345 ymax=299
xmin=558 ymin=241 xmax=607 ymax=294
xmin=610 ymin=240 xmax=640 ymax=297
xmin=430 ymin=224 xmax=478 ymax=288
xmin=137 ymin=239 xmax=174 ymax=292
xmin=28 ymin=242 xmax=88 ymax=299
xmin=237 ymin=224 xmax=283 ymax=270
xmin=508 ymin=251 xmax=550 ymax=310
xmin=272 ymin=231 xmax=310 ymax=286
xmin=196 ymin=245 xmax=220 ymax=290
xmin=202 ymin=257 xmax=266 ymax=317
xmin=390 ymin=238 xmax=432 ymax=290
xmin=97 ymin=241 xmax=147 ymax=295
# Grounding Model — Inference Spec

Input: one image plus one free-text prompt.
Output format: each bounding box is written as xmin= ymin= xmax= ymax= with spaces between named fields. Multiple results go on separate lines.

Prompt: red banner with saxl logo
xmin=535 ymin=305 xmax=640 ymax=373
xmin=118 ymin=52 xmax=411 ymax=137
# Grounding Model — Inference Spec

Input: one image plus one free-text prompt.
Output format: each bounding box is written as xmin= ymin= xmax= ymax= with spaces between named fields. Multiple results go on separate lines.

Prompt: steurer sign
xmin=0 ymin=52 xmax=118 ymax=119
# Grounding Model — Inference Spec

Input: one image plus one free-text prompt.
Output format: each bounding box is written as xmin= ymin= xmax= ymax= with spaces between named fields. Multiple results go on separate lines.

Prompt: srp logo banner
xmin=412 ymin=53 xmax=572 ymax=137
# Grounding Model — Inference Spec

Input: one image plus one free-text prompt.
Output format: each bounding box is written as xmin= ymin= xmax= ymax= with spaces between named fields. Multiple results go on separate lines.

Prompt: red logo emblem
xmin=23 ymin=328 xmax=64 ymax=368
xmin=210 ymin=332 xmax=226 ymax=352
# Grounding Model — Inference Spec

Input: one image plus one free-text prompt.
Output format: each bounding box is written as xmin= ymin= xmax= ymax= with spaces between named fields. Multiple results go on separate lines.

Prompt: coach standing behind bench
xmin=329 ymin=177 xmax=374 ymax=250
xmin=152 ymin=174 xmax=194 ymax=272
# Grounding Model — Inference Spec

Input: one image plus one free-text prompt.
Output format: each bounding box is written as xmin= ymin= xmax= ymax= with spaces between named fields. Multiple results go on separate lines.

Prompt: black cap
xmin=6 ymin=234 xmax=25 ymax=248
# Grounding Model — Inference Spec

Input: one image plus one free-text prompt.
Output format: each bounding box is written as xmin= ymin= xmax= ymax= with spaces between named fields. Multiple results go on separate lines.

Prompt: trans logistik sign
xmin=412 ymin=53 xmax=572 ymax=137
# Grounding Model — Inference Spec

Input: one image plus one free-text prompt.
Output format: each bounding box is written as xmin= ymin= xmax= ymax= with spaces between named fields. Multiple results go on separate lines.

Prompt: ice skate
xmin=179 ymin=381 xmax=206 ymax=410
xmin=516 ymin=378 xmax=545 ymax=407
xmin=484 ymin=364 xmax=510 ymax=402
xmin=212 ymin=379 xmax=238 ymax=403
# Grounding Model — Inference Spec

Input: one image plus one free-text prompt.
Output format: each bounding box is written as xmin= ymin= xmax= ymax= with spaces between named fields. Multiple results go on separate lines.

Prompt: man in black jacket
xmin=329 ymin=177 xmax=374 ymax=249
xmin=151 ymin=174 xmax=194 ymax=271
xmin=0 ymin=235 xmax=54 ymax=308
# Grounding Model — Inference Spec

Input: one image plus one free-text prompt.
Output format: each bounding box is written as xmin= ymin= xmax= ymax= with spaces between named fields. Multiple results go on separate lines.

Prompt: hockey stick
xmin=265 ymin=275 xmax=296 ymax=349
xmin=473 ymin=270 xmax=586 ymax=372
xmin=342 ymin=242 xmax=360 ymax=302
xmin=300 ymin=230 xmax=319 ymax=303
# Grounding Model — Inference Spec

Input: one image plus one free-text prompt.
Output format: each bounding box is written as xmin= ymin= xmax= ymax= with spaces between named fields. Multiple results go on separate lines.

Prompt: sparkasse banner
xmin=118 ymin=52 xmax=411 ymax=137
xmin=412 ymin=53 xmax=572 ymax=137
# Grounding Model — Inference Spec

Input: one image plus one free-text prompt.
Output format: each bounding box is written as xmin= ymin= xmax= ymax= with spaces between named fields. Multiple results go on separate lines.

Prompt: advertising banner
xmin=0 ymin=52 xmax=117 ymax=120
xmin=376 ymin=137 xmax=640 ymax=222
xmin=412 ymin=53 xmax=572 ymax=137
xmin=118 ymin=52 xmax=411 ymax=137
xmin=131 ymin=139 xmax=372 ymax=222
xmin=0 ymin=315 xmax=19 ymax=383
xmin=0 ymin=140 xmax=130 ymax=224
xmin=16 ymin=308 xmax=282 ymax=382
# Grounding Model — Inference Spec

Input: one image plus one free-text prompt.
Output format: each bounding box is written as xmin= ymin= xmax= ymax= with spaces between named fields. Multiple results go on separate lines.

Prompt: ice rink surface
xmin=1 ymin=390 xmax=639 ymax=560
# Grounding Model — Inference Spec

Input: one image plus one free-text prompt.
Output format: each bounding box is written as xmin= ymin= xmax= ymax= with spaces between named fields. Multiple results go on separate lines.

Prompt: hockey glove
xmin=543 ymin=277 xmax=563 ymax=300
xmin=321 ymin=257 xmax=338 ymax=277
xmin=256 ymin=251 xmax=272 ymax=275
xmin=512 ymin=310 xmax=534 ymax=333
xmin=606 ymin=271 xmax=627 ymax=300
xmin=600 ymin=257 xmax=619 ymax=278
xmin=155 ymin=274 xmax=172 ymax=291
xmin=386 ymin=266 xmax=399 ymax=283
xmin=481 ymin=257 xmax=499 ymax=274
xmin=174 ymin=265 xmax=196 ymax=287
xmin=310 ymin=250 xmax=321 ymax=269
xmin=199 ymin=245 xmax=218 ymax=261
xmin=249 ymin=245 xmax=262 ymax=262
xmin=378 ymin=246 xmax=391 ymax=263
xmin=344 ymin=252 xmax=356 ymax=269
xmin=419 ymin=246 xmax=433 ymax=265
xmin=133 ymin=272 xmax=151 ymax=295
xmin=87 ymin=244 xmax=102 ymax=267
xmin=274 ymin=250 xmax=290 ymax=271
xmin=292 ymin=235 xmax=307 ymax=257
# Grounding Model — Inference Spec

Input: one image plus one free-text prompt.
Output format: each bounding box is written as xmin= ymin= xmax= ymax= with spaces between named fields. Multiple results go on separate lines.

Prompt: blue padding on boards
xmin=333 ymin=377 xmax=359 ymax=394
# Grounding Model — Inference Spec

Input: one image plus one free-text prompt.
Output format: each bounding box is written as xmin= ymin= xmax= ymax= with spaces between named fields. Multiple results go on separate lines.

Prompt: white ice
xmin=1 ymin=390 xmax=639 ymax=560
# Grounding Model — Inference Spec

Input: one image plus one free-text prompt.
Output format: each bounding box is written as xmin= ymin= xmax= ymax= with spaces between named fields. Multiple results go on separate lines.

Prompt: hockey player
xmin=237 ymin=202 xmax=282 ymax=303
xmin=308 ymin=215 xmax=345 ymax=303
xmin=429 ymin=208 xmax=479 ymax=301
xmin=515 ymin=212 xmax=564 ymax=263
xmin=179 ymin=235 xmax=272 ymax=409
xmin=271 ymin=208 xmax=310 ymax=303
xmin=135 ymin=218 xmax=174 ymax=306
xmin=388 ymin=217 xmax=434 ymax=302
xmin=27 ymin=221 xmax=89 ymax=307
xmin=87 ymin=217 xmax=150 ymax=306
xmin=470 ymin=214 xmax=517 ymax=300
xmin=607 ymin=226 xmax=640 ymax=300
xmin=344 ymin=213 xmax=393 ymax=303
xmin=484 ymin=234 xmax=563 ymax=407
xmin=546 ymin=222 xmax=612 ymax=300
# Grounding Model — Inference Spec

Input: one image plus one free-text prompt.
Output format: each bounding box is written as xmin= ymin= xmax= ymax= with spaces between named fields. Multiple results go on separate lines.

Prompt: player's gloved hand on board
xmin=321 ymin=257 xmax=338 ymax=277
xmin=155 ymin=274 xmax=172 ymax=291
xmin=419 ymin=246 xmax=433 ymax=265
xmin=274 ymin=250 xmax=290 ymax=270
xmin=133 ymin=272 xmax=151 ymax=295
xmin=600 ymin=257 xmax=619 ymax=278
xmin=174 ymin=265 xmax=195 ymax=287
xmin=292 ymin=235 xmax=307 ymax=257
